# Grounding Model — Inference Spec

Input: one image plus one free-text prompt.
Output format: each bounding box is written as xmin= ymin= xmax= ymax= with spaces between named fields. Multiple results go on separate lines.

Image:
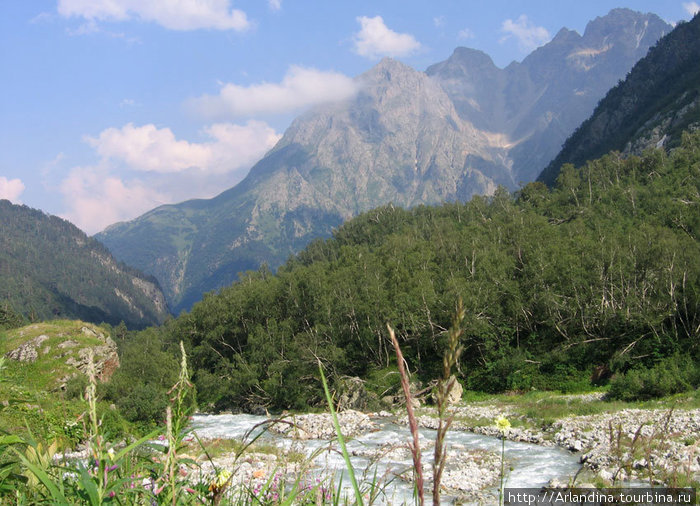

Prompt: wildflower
xmin=495 ymin=415 xmax=511 ymax=505
xmin=495 ymin=415 xmax=511 ymax=434
xmin=107 ymin=447 xmax=115 ymax=461
xmin=209 ymin=469 xmax=231 ymax=493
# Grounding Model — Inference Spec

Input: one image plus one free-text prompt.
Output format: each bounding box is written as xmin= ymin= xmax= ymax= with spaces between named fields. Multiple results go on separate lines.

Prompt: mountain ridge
xmin=539 ymin=12 xmax=700 ymax=185
xmin=0 ymin=200 xmax=169 ymax=328
xmin=97 ymin=9 xmax=670 ymax=313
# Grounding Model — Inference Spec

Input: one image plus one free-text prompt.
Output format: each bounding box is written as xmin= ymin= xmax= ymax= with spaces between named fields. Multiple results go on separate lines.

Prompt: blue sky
xmin=1 ymin=1 xmax=697 ymax=234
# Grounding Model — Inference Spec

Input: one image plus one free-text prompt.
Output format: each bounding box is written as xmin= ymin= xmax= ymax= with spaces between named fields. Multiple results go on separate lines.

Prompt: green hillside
xmin=0 ymin=200 xmax=170 ymax=329
xmin=0 ymin=321 xmax=119 ymax=439
xmin=162 ymin=132 xmax=700 ymax=412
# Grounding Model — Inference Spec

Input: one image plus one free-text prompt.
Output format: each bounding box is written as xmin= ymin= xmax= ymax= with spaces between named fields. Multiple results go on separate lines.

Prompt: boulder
xmin=431 ymin=375 xmax=464 ymax=406
xmin=337 ymin=376 xmax=379 ymax=411
xmin=4 ymin=334 xmax=50 ymax=362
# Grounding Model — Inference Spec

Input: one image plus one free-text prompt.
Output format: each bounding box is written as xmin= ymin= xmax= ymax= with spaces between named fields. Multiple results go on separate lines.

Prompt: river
xmin=192 ymin=413 xmax=581 ymax=504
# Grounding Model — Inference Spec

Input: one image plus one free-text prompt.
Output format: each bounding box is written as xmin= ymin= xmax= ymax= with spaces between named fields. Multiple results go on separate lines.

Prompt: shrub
xmin=63 ymin=374 xmax=88 ymax=400
xmin=608 ymin=355 xmax=700 ymax=401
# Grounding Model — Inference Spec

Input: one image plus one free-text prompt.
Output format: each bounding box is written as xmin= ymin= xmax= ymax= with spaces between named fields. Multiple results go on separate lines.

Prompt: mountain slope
xmin=539 ymin=13 xmax=700 ymax=185
xmin=427 ymin=8 xmax=670 ymax=183
xmin=99 ymin=59 xmax=511 ymax=313
xmin=97 ymin=9 xmax=670 ymax=313
xmin=0 ymin=200 xmax=169 ymax=328
xmin=170 ymin=132 xmax=700 ymax=410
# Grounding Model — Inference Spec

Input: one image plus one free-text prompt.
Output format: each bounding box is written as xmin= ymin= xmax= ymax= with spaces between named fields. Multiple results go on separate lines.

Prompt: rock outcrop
xmin=3 ymin=321 xmax=120 ymax=389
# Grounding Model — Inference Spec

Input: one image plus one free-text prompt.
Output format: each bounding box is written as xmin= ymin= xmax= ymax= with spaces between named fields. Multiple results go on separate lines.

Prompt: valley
xmin=1 ymin=6 xmax=699 ymax=505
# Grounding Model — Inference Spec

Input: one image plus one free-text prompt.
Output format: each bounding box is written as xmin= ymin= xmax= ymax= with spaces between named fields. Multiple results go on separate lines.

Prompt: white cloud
xmin=433 ymin=16 xmax=445 ymax=28
xmin=500 ymin=14 xmax=550 ymax=52
xmin=57 ymin=0 xmax=250 ymax=31
xmin=353 ymin=16 xmax=422 ymax=59
xmin=458 ymin=28 xmax=475 ymax=40
xmin=268 ymin=0 xmax=282 ymax=11
xmin=85 ymin=121 xmax=280 ymax=174
xmin=189 ymin=66 xmax=359 ymax=119
xmin=60 ymin=121 xmax=281 ymax=233
xmin=0 ymin=177 xmax=25 ymax=203
xmin=60 ymin=167 xmax=168 ymax=234
xmin=683 ymin=2 xmax=700 ymax=16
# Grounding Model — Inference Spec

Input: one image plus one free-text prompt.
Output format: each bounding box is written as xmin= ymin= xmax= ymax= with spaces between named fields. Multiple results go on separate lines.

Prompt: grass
xmin=456 ymin=388 xmax=700 ymax=430
xmin=0 ymin=320 xmax=131 ymax=445
xmin=0 ymin=320 xmax=113 ymax=392
xmin=2 ymin=318 xmax=699 ymax=504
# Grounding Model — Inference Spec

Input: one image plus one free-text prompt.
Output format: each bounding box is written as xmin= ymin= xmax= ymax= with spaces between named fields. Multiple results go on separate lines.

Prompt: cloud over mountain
xmin=500 ymin=14 xmax=551 ymax=52
xmin=86 ymin=121 xmax=280 ymax=174
xmin=60 ymin=121 xmax=281 ymax=233
xmin=353 ymin=16 xmax=422 ymax=59
xmin=0 ymin=177 xmax=25 ymax=204
xmin=189 ymin=66 xmax=359 ymax=119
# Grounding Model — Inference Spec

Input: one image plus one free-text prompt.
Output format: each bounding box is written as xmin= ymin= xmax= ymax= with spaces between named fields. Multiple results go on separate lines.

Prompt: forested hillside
xmin=98 ymin=9 xmax=669 ymax=314
xmin=0 ymin=200 xmax=170 ymax=328
xmin=163 ymin=132 xmax=700 ymax=412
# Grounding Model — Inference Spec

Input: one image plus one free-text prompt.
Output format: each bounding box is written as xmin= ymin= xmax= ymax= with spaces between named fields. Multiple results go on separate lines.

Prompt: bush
xmin=63 ymin=374 xmax=88 ymax=400
xmin=608 ymin=355 xmax=700 ymax=401
xmin=114 ymin=383 xmax=169 ymax=425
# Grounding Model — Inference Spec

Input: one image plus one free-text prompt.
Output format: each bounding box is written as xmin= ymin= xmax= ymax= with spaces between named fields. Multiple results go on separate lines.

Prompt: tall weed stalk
xmin=389 ymin=299 xmax=465 ymax=506
xmin=432 ymin=299 xmax=464 ymax=505
xmin=318 ymin=361 xmax=364 ymax=506
xmin=387 ymin=324 xmax=424 ymax=506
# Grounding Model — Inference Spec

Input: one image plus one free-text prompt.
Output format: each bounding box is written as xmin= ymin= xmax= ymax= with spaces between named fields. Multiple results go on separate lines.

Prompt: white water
xmin=192 ymin=413 xmax=581 ymax=504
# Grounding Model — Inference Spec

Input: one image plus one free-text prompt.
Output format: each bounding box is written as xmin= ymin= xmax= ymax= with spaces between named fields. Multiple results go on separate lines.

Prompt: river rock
xmin=431 ymin=375 xmax=464 ymax=406
xmin=337 ymin=376 xmax=378 ymax=411
xmin=270 ymin=410 xmax=375 ymax=439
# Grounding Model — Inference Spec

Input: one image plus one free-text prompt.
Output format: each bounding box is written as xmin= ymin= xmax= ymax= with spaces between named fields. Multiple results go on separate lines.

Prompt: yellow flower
xmin=495 ymin=415 xmax=511 ymax=433
xmin=107 ymin=448 xmax=115 ymax=461
xmin=209 ymin=469 xmax=232 ymax=493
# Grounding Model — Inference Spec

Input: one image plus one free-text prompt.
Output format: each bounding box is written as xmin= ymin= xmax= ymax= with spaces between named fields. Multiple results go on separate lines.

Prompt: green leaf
xmin=14 ymin=449 xmax=69 ymax=505
xmin=114 ymin=428 xmax=160 ymax=462
xmin=318 ymin=361 xmax=363 ymax=506
xmin=77 ymin=465 xmax=101 ymax=506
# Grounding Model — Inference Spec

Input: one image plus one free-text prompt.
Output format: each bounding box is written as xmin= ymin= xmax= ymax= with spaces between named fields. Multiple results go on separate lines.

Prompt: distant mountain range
xmin=539 ymin=12 xmax=700 ymax=185
xmin=96 ymin=9 xmax=670 ymax=314
xmin=0 ymin=200 xmax=169 ymax=328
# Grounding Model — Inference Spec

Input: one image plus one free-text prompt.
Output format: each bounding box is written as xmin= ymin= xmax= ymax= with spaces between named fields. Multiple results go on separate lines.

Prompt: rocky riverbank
xmin=394 ymin=402 xmax=700 ymax=487
xmin=192 ymin=409 xmax=507 ymax=502
xmin=185 ymin=397 xmax=699 ymax=503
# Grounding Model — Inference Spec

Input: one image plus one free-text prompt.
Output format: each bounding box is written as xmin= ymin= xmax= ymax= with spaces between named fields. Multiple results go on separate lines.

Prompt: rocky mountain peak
xmin=582 ymin=8 xmax=668 ymax=50
xmin=97 ymin=9 xmax=672 ymax=313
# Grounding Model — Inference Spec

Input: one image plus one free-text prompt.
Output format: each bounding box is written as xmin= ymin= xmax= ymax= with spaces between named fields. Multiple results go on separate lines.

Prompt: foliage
xmin=0 ymin=199 xmax=169 ymax=329
xmin=164 ymin=131 xmax=700 ymax=411
xmin=0 ymin=303 xmax=23 ymax=330
xmin=608 ymin=354 xmax=700 ymax=401
xmin=101 ymin=326 xmax=183 ymax=426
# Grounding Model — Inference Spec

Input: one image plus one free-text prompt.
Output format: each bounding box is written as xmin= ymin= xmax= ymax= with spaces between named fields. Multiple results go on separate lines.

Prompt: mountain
xmin=97 ymin=9 xmax=670 ymax=313
xmin=427 ymin=8 xmax=670 ymax=183
xmin=539 ymin=13 xmax=700 ymax=185
xmin=0 ymin=200 xmax=169 ymax=328
xmin=168 ymin=132 xmax=700 ymax=410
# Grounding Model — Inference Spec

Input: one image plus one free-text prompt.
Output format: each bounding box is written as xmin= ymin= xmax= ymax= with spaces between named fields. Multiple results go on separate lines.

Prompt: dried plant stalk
xmin=387 ymin=324 xmax=424 ymax=506
xmin=433 ymin=299 xmax=464 ymax=505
